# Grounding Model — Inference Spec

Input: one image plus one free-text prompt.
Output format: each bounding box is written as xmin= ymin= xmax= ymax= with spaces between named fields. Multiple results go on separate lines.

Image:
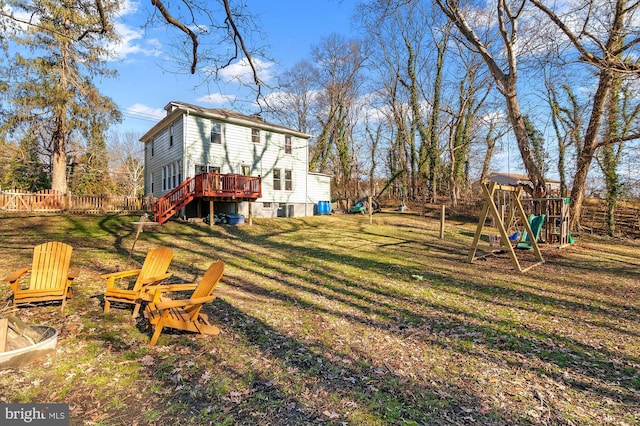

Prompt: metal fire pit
xmin=0 ymin=325 xmax=58 ymax=370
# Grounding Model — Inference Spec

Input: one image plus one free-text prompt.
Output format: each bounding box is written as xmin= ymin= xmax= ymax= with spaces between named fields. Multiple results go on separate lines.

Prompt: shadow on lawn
xmin=1 ymin=214 xmax=638 ymax=423
xmin=162 ymin=218 xmax=639 ymax=344
xmin=219 ymin=257 xmax=639 ymax=403
xmin=63 ymin=215 xmax=638 ymax=421
xmin=204 ymin=226 xmax=640 ymax=400
xmin=143 ymin=296 xmax=530 ymax=425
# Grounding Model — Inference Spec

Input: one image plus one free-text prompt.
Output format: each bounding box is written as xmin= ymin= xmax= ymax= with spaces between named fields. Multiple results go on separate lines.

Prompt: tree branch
xmin=529 ymin=0 xmax=640 ymax=74
xmin=151 ymin=0 xmax=199 ymax=74
xmin=222 ymin=0 xmax=262 ymax=99
xmin=78 ymin=0 xmax=110 ymax=41
xmin=434 ymin=0 xmax=507 ymax=87
xmin=596 ymin=130 xmax=640 ymax=149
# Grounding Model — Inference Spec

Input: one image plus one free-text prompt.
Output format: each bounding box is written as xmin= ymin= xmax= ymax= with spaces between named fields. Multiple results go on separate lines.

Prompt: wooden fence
xmin=0 ymin=190 xmax=154 ymax=214
xmin=580 ymin=199 xmax=640 ymax=237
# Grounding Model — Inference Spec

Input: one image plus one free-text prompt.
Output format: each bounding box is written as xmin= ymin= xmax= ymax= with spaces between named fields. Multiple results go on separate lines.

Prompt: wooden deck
xmin=154 ymin=173 xmax=261 ymax=224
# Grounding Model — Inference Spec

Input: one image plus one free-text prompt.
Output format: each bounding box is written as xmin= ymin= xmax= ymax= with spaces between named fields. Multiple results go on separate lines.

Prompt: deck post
xmin=248 ymin=202 xmax=253 ymax=225
xmin=209 ymin=199 xmax=214 ymax=227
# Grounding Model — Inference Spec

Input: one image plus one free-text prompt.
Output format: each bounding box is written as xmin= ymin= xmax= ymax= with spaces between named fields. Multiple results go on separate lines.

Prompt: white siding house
xmin=140 ymin=101 xmax=331 ymax=219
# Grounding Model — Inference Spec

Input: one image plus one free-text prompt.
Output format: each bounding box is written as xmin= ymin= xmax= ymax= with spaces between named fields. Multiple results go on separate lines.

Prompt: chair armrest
xmin=68 ymin=267 xmax=80 ymax=280
xmin=100 ymin=269 xmax=142 ymax=280
xmin=6 ymin=268 xmax=29 ymax=284
xmin=139 ymin=272 xmax=173 ymax=286
xmin=142 ymin=283 xmax=199 ymax=303
xmin=100 ymin=269 xmax=142 ymax=289
xmin=146 ymin=282 xmax=198 ymax=293
xmin=155 ymin=295 xmax=217 ymax=310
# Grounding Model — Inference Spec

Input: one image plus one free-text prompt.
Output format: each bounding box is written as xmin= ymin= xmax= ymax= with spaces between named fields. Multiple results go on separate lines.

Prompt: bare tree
xmin=309 ymin=34 xmax=368 ymax=203
xmin=444 ymin=43 xmax=493 ymax=206
xmin=434 ymin=0 xmax=546 ymax=196
xmin=108 ymin=132 xmax=145 ymax=197
xmin=1 ymin=1 xmax=265 ymax=97
xmin=265 ymin=61 xmax=318 ymax=134
xmin=477 ymin=115 xmax=510 ymax=185
xmin=545 ymin=80 xmax=586 ymax=198
xmin=359 ymin=0 xmax=449 ymax=202
xmin=528 ymin=0 xmax=640 ymax=228
xmin=359 ymin=4 xmax=413 ymax=201
xmin=596 ymin=78 xmax=640 ymax=235
xmin=146 ymin=0 xmax=266 ymax=100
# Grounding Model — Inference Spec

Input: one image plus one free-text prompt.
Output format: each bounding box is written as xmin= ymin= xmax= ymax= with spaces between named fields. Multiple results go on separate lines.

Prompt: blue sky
xmin=102 ymin=0 xmax=358 ymax=135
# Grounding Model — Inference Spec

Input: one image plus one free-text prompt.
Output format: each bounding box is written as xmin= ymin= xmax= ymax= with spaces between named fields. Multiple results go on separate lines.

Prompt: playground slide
xmin=517 ymin=214 xmax=545 ymax=249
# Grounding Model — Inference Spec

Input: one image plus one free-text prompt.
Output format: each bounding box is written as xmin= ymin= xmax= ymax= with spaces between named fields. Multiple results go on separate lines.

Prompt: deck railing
xmin=154 ymin=173 xmax=261 ymax=224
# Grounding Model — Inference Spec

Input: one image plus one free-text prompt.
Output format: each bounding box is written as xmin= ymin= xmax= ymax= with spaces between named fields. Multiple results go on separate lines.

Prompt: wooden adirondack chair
xmin=6 ymin=241 xmax=79 ymax=311
xmin=143 ymin=260 xmax=224 ymax=345
xmin=101 ymin=247 xmax=173 ymax=317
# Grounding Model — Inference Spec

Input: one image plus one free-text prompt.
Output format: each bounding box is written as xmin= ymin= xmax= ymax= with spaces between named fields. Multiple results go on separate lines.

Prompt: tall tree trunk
xmin=529 ymin=0 xmax=634 ymax=230
xmin=503 ymin=79 xmax=545 ymax=195
xmin=600 ymin=74 xmax=623 ymax=237
xmin=569 ymin=70 xmax=615 ymax=230
xmin=51 ymin=110 xmax=67 ymax=194
xmin=546 ymin=83 xmax=569 ymax=197
xmin=427 ymin=32 xmax=447 ymax=203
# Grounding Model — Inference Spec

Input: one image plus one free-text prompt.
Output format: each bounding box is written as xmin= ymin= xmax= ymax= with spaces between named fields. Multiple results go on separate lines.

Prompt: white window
xmin=211 ymin=121 xmax=222 ymax=144
xmin=172 ymin=162 xmax=177 ymax=188
xmin=285 ymin=135 xmax=292 ymax=154
xmin=162 ymin=166 xmax=167 ymax=191
xmin=285 ymin=169 xmax=292 ymax=191
xmin=273 ymin=169 xmax=281 ymax=191
xmin=251 ymin=128 xmax=260 ymax=143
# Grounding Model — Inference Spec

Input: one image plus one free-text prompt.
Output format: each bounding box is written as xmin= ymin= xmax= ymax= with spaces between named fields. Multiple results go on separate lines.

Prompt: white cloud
xmin=106 ymin=1 xmax=163 ymax=61
xmin=116 ymin=0 xmax=139 ymax=16
xmin=109 ymin=21 xmax=162 ymax=61
xmin=262 ymin=90 xmax=320 ymax=109
xmin=217 ymin=57 xmax=276 ymax=85
xmin=197 ymin=93 xmax=237 ymax=105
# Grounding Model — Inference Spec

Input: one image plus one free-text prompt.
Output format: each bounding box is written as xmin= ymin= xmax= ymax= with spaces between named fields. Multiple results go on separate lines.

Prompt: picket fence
xmin=0 ymin=190 xmax=153 ymax=214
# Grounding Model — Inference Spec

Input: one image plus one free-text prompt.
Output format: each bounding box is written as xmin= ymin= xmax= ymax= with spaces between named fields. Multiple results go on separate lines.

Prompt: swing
xmin=469 ymin=182 xmax=544 ymax=272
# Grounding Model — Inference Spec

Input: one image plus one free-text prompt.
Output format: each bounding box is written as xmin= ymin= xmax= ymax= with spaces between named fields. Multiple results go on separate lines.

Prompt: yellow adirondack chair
xmin=101 ymin=247 xmax=173 ymax=317
xmin=6 ymin=241 xmax=79 ymax=311
xmin=143 ymin=260 xmax=224 ymax=345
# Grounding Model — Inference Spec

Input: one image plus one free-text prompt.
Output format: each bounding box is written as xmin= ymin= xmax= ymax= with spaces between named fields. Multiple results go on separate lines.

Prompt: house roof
xmin=139 ymin=101 xmax=312 ymax=142
xmin=488 ymin=172 xmax=532 ymax=186
xmin=487 ymin=172 xmax=561 ymax=191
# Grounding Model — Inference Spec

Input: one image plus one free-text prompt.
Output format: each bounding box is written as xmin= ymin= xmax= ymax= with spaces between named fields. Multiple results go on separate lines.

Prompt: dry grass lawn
xmin=0 ymin=212 xmax=638 ymax=425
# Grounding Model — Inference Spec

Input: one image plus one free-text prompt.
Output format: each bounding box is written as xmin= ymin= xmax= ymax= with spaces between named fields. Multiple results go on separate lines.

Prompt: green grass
xmin=0 ymin=212 xmax=638 ymax=425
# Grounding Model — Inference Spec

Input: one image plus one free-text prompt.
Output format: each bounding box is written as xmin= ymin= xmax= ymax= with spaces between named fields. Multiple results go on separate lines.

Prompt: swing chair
xmin=469 ymin=181 xmax=544 ymax=273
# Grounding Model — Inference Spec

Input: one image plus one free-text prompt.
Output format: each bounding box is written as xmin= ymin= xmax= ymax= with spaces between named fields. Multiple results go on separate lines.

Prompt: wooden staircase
xmin=154 ymin=173 xmax=262 ymax=224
